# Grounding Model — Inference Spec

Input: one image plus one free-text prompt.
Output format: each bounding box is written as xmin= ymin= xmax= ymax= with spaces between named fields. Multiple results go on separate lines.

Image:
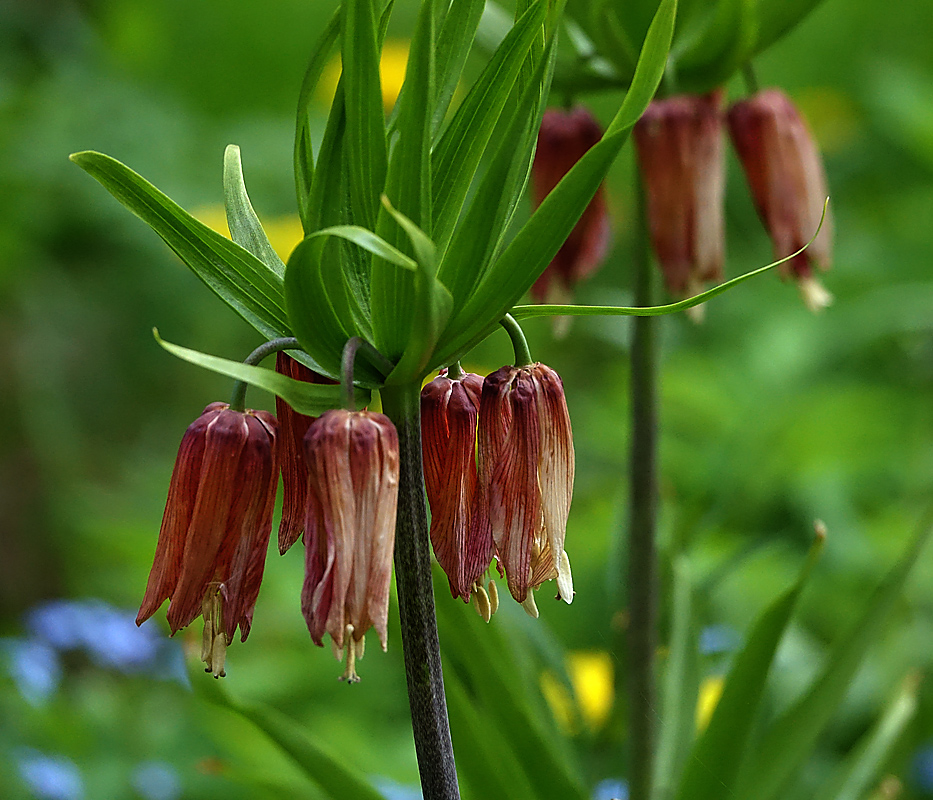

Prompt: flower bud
xmin=137 ymin=402 xmax=278 ymax=665
xmin=421 ymin=372 xmax=493 ymax=601
xmin=274 ymin=352 xmax=336 ymax=554
xmin=634 ymin=92 xmax=725 ymax=312
xmin=475 ymin=364 xmax=575 ymax=613
xmin=531 ymin=107 xmax=612 ymax=307
xmin=727 ymin=88 xmax=833 ymax=311
xmin=301 ymin=409 xmax=399 ymax=677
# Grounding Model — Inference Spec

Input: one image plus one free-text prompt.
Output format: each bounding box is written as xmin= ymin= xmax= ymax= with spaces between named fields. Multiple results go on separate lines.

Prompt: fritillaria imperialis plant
xmin=69 ymin=0 xmax=914 ymax=799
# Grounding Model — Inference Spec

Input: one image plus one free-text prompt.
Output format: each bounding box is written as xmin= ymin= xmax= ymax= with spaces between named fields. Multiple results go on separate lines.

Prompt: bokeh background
xmin=3 ymin=0 xmax=933 ymax=798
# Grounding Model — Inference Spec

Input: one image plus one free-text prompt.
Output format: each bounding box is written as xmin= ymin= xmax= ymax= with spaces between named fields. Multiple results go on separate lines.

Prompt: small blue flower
xmin=699 ymin=624 xmax=740 ymax=656
xmin=593 ymin=778 xmax=629 ymax=800
xmin=15 ymin=749 xmax=84 ymax=800
xmin=1 ymin=638 xmax=62 ymax=705
xmin=132 ymin=761 xmax=182 ymax=800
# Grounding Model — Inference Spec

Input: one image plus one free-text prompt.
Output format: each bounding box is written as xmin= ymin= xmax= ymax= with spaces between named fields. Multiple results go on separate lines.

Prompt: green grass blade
xmin=223 ymin=144 xmax=287 ymax=276
xmin=371 ymin=0 xmax=436 ymax=360
xmin=434 ymin=0 xmax=676 ymax=367
xmin=817 ymin=673 xmax=920 ymax=800
xmin=342 ymin=0 xmax=388 ymax=232
xmin=71 ymin=150 xmax=290 ymax=342
xmin=294 ymin=10 xmax=340 ymax=233
xmin=431 ymin=0 xmax=547 ymax=255
xmin=433 ymin=0 xmax=485 ymax=137
xmin=652 ymin=556 xmax=701 ymax=800
xmin=194 ymin=676 xmax=386 ymax=800
xmin=674 ymin=532 xmax=824 ymax=800
xmin=155 ymin=331 xmax=370 ymax=413
xmin=735 ymin=507 xmax=933 ymax=800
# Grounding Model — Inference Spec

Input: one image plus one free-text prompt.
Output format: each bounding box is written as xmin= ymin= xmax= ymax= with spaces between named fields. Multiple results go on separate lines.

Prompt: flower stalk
xmin=626 ymin=172 xmax=659 ymax=800
xmin=229 ymin=337 xmax=301 ymax=411
xmin=380 ymin=382 xmax=461 ymax=800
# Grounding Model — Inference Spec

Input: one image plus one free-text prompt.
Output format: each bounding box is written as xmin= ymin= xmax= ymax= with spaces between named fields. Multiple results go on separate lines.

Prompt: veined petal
xmin=136 ymin=403 xmax=223 ymax=626
xmin=489 ymin=373 xmax=541 ymax=603
xmin=167 ymin=408 xmax=250 ymax=632
xmin=303 ymin=410 xmax=354 ymax=648
xmin=222 ymin=411 xmax=278 ymax=642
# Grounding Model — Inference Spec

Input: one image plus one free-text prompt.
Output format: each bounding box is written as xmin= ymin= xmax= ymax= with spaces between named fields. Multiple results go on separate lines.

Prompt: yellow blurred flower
xmin=695 ymin=675 xmax=724 ymax=732
xmin=192 ymin=206 xmax=304 ymax=262
xmin=541 ymin=650 xmax=615 ymax=734
xmin=319 ymin=40 xmax=410 ymax=113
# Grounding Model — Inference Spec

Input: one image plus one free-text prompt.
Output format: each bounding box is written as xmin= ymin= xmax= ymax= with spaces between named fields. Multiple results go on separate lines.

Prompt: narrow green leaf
xmin=71 ymin=151 xmax=291 ymax=343
xmin=294 ymin=10 xmax=340 ymax=232
xmin=754 ymin=0 xmax=830 ymax=55
xmin=370 ymin=0 xmax=435 ymax=360
xmin=342 ymin=0 xmax=388 ymax=231
xmin=435 ymin=34 xmax=555 ymax=318
xmin=735 ymin=508 xmax=933 ymax=800
xmin=435 ymin=597 xmax=589 ymax=800
xmin=433 ymin=0 xmax=485 ymax=136
xmin=652 ymin=556 xmax=700 ymax=800
xmin=223 ymin=145 xmax=287 ymax=276
xmin=509 ymin=202 xmax=830 ymax=320
xmin=285 ymin=227 xmax=401 ymax=386
xmin=194 ymin=677 xmax=386 ymax=800
xmin=433 ymin=0 xmax=677 ymax=367
xmin=674 ymin=533 xmax=824 ymax=800
xmin=444 ymin=669 xmax=540 ymax=800
xmin=380 ymin=198 xmax=453 ymax=383
xmin=818 ymin=674 xmax=920 ymax=800
xmin=431 ymin=0 xmax=548 ymax=254
xmin=155 ymin=331 xmax=369 ymax=413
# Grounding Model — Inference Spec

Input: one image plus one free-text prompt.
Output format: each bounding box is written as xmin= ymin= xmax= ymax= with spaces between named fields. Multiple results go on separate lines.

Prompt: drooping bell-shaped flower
xmin=274 ymin=352 xmax=335 ymax=554
xmin=531 ymin=107 xmax=612 ymax=307
xmin=421 ymin=371 xmax=494 ymax=603
xmin=137 ymin=402 xmax=277 ymax=677
xmin=475 ymin=364 xmax=575 ymax=617
xmin=302 ymin=409 xmax=399 ymax=682
xmin=727 ymin=88 xmax=834 ymax=311
xmin=634 ymin=92 xmax=725 ymax=315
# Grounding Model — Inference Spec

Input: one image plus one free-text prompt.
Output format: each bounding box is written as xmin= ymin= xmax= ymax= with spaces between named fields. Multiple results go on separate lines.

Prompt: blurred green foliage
xmin=3 ymin=0 xmax=933 ymax=798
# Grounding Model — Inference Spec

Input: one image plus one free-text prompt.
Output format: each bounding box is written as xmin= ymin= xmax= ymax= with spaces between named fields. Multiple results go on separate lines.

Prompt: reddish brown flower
xmin=421 ymin=371 xmax=494 ymax=603
xmin=302 ymin=409 xmax=399 ymax=682
xmin=634 ymin=92 xmax=725 ymax=313
xmin=274 ymin=352 xmax=335 ymax=554
xmin=137 ymin=402 xmax=277 ymax=677
xmin=727 ymin=88 xmax=833 ymax=311
xmin=475 ymin=364 xmax=574 ymax=617
xmin=531 ymin=107 xmax=612 ymax=306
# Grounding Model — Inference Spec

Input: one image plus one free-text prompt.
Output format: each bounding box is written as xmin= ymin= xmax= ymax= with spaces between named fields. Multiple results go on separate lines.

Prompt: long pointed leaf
xmin=433 ymin=0 xmax=677 ymax=367
xmin=433 ymin=0 xmax=485 ymax=137
xmin=223 ymin=144 xmax=287 ymax=275
xmin=342 ymin=0 xmax=388 ymax=232
xmin=734 ymin=507 xmax=933 ymax=800
xmin=371 ymin=0 xmax=436 ymax=360
xmin=818 ymin=674 xmax=920 ymax=800
xmin=674 ymin=533 xmax=824 ymax=800
xmin=71 ymin=151 xmax=290 ymax=343
xmin=431 ymin=0 xmax=548 ymax=254
xmin=194 ymin=676 xmax=386 ymax=800
xmin=155 ymin=331 xmax=369 ymax=414
xmin=294 ymin=10 xmax=340 ymax=232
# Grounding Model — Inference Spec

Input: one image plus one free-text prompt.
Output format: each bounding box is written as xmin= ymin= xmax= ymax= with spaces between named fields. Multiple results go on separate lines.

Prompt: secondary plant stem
xmin=380 ymin=382 xmax=461 ymax=800
xmin=627 ymin=174 xmax=659 ymax=800
xmin=229 ymin=337 xmax=300 ymax=411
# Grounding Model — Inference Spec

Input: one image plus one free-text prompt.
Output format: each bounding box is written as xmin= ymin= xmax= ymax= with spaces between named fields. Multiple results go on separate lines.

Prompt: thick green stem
xmin=626 ymin=174 xmax=659 ymax=800
xmin=380 ymin=382 xmax=461 ymax=800
xmin=500 ymin=313 xmax=534 ymax=366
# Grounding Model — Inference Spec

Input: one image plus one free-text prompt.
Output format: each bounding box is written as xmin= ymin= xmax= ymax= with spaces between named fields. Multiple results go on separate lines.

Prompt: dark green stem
xmin=500 ymin=314 xmax=534 ymax=366
xmin=626 ymin=172 xmax=659 ymax=800
xmin=229 ymin=337 xmax=301 ymax=411
xmin=380 ymin=382 xmax=461 ymax=800
xmin=448 ymin=361 xmax=465 ymax=381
